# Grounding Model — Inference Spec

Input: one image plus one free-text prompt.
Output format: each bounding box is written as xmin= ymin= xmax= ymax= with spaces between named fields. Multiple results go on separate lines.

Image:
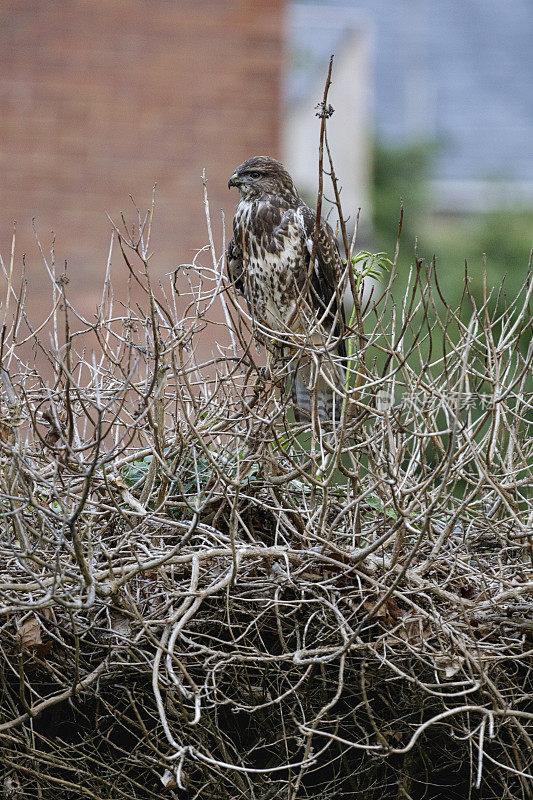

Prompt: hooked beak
xmin=228 ymin=172 xmax=240 ymax=189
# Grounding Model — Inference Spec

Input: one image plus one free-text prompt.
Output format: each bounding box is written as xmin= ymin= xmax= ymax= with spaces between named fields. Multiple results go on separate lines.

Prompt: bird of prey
xmin=227 ymin=155 xmax=347 ymax=422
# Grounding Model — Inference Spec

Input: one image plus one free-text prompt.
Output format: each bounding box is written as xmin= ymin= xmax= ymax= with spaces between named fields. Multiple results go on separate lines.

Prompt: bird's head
xmin=228 ymin=156 xmax=298 ymax=201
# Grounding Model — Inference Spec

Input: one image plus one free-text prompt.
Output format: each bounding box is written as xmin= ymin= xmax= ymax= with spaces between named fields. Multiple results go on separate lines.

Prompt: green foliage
xmin=345 ymin=250 xmax=392 ymax=293
xmin=364 ymin=493 xmax=398 ymax=520
xmin=345 ymin=250 xmax=392 ymax=373
xmin=372 ymin=139 xmax=436 ymax=244
xmin=121 ymin=454 xmax=153 ymax=489
xmin=371 ymin=138 xmax=533 ymax=311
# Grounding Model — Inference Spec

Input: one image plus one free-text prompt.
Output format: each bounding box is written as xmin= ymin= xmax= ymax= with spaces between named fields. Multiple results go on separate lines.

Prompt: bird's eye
xmin=250 ymin=171 xmax=261 ymax=179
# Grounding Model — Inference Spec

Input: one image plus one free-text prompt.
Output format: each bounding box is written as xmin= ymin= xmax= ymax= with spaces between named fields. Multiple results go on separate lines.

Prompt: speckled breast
xmin=237 ymin=202 xmax=303 ymax=336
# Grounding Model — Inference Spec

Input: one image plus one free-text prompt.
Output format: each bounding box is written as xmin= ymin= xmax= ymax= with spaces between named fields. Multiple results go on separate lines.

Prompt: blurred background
xmin=0 ymin=0 xmax=531 ymax=326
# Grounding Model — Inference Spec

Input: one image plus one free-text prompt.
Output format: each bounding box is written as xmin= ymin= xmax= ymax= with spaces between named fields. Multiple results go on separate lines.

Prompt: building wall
xmin=0 ymin=0 xmax=284 ymax=315
xmin=284 ymin=23 xmax=372 ymax=233
xmin=289 ymin=0 xmax=533 ymax=209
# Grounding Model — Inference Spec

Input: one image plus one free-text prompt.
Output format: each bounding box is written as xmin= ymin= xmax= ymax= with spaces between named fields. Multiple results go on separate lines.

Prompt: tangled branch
xmin=0 ymin=187 xmax=531 ymax=800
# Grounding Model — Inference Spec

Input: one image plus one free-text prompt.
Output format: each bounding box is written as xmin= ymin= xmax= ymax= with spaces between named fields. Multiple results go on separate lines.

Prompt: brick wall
xmin=0 ymin=0 xmax=284 ymax=317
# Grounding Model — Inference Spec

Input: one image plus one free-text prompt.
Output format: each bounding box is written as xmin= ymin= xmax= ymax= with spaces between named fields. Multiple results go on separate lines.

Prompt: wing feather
xmin=297 ymin=204 xmax=347 ymax=359
xmin=226 ymin=233 xmax=245 ymax=295
xmin=226 ymin=198 xmax=347 ymax=360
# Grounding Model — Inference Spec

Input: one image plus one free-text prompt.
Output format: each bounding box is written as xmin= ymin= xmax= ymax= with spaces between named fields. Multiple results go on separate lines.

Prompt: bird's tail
xmin=290 ymin=347 xmax=346 ymax=423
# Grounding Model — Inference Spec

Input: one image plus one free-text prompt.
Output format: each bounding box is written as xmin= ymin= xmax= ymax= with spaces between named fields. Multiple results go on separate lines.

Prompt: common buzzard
xmin=227 ymin=156 xmax=346 ymax=422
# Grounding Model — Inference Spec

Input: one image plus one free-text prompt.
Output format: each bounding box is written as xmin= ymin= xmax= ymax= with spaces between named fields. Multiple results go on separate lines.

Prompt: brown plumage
xmin=227 ymin=155 xmax=347 ymax=422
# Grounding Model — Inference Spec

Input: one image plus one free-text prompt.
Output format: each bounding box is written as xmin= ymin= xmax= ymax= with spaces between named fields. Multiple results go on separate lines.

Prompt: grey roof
xmin=287 ymin=0 xmax=533 ymax=182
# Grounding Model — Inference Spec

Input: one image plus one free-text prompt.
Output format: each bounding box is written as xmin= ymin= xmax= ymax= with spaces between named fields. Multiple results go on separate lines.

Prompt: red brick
xmin=0 ymin=0 xmax=284 ymax=326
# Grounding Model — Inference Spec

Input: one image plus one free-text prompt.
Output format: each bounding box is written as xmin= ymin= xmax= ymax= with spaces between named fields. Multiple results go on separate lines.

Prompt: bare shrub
xmin=0 ymin=181 xmax=531 ymax=799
